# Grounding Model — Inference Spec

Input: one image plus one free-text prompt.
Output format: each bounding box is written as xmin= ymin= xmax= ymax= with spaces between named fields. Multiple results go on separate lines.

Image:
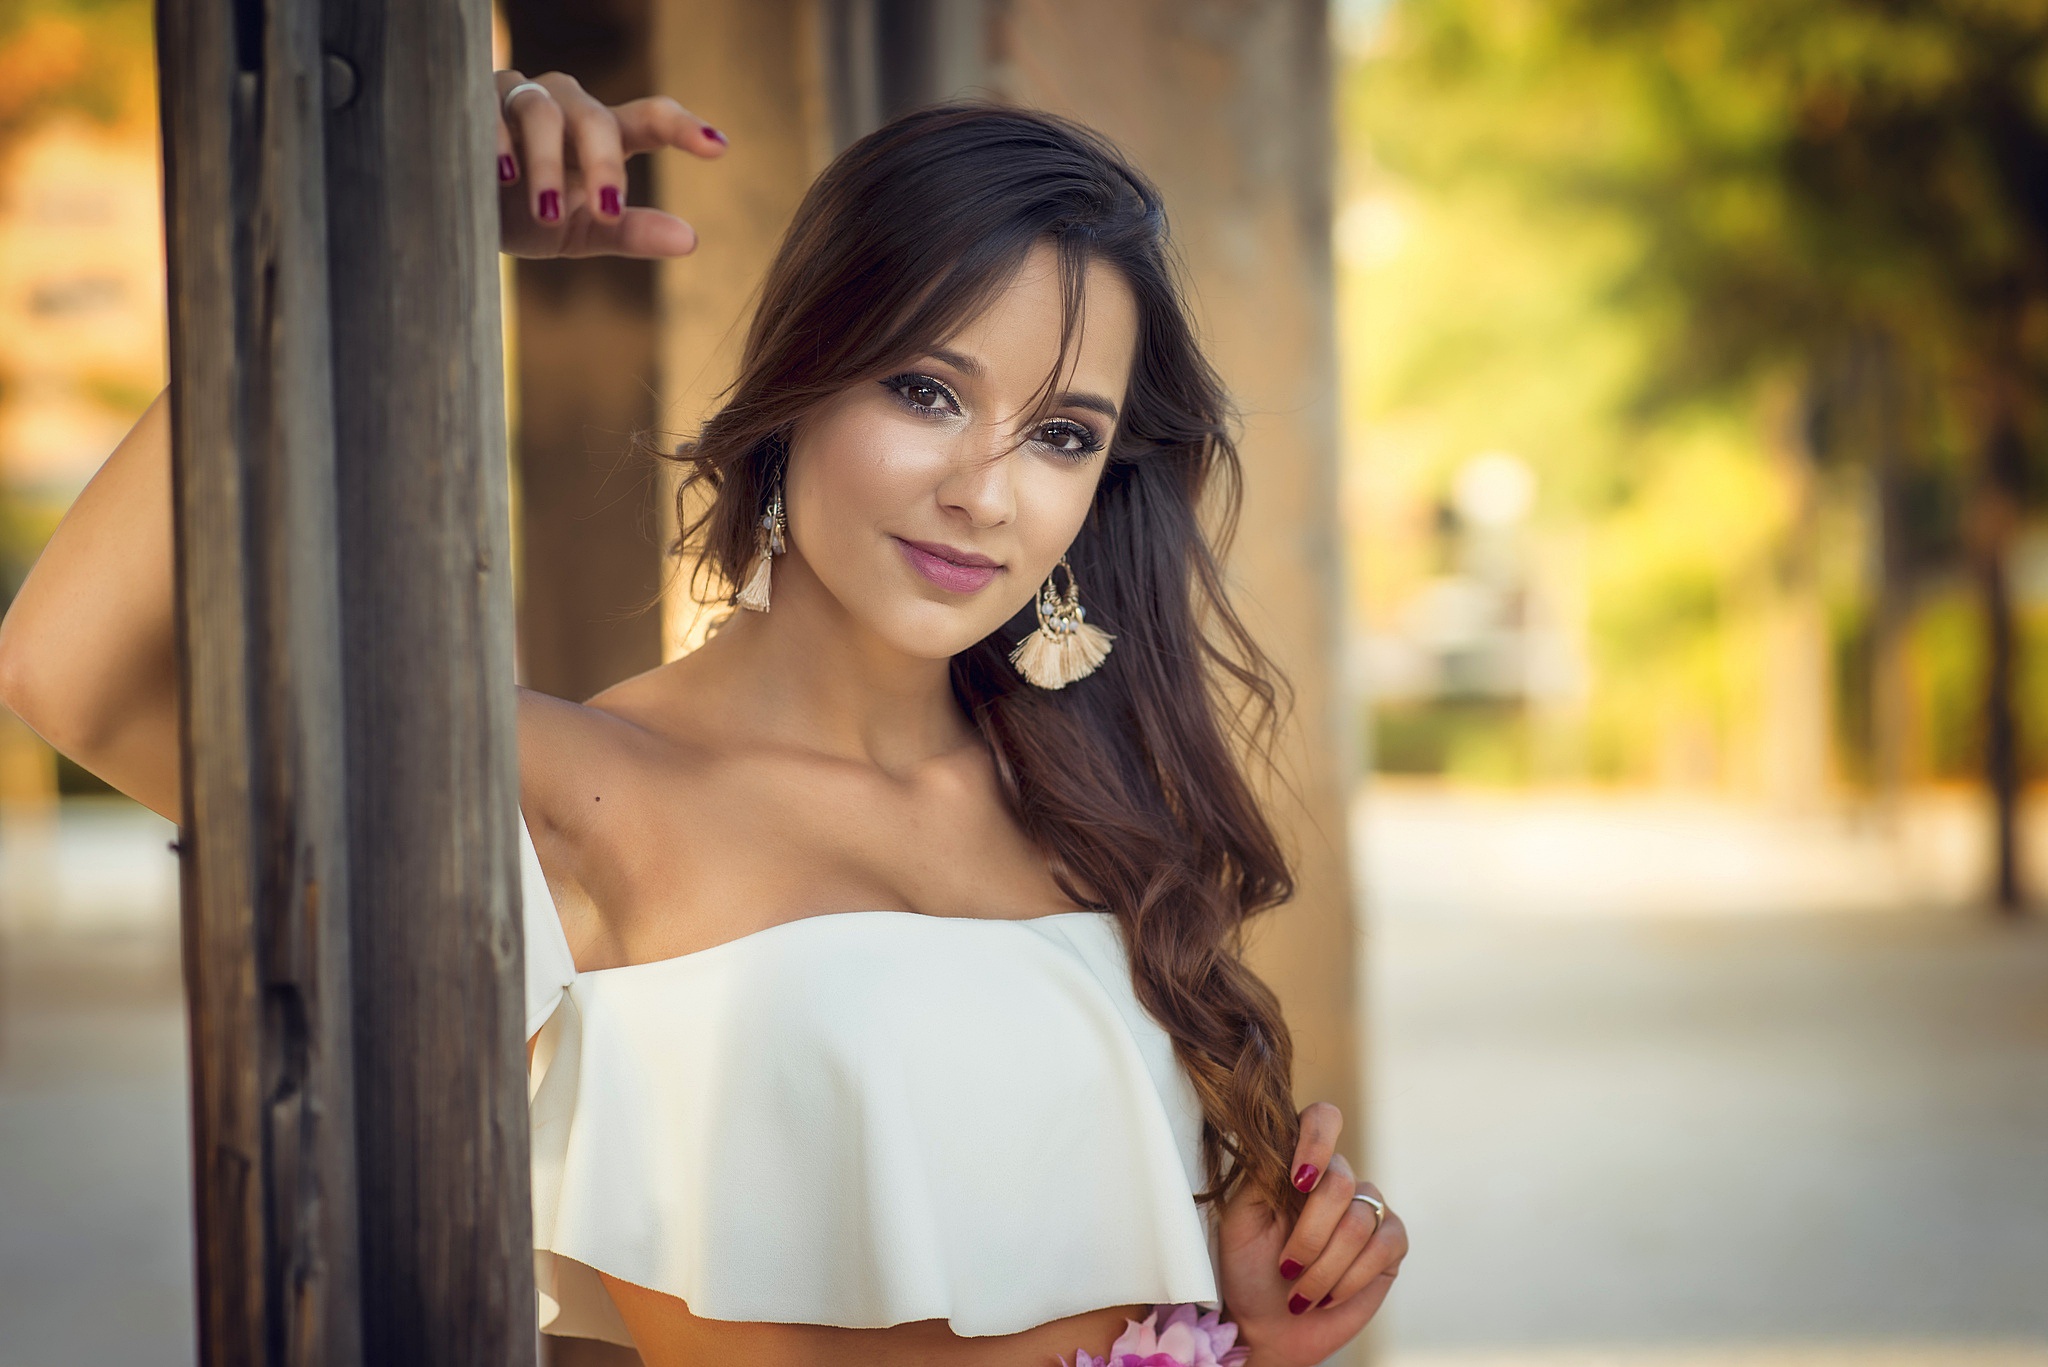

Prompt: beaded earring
xmin=1009 ymin=554 xmax=1114 ymax=688
xmin=733 ymin=454 xmax=788 ymax=613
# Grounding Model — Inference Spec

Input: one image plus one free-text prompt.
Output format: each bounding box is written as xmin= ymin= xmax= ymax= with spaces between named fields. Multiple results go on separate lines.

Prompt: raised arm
xmin=0 ymin=390 xmax=180 ymax=819
xmin=0 ymin=72 xmax=722 ymax=825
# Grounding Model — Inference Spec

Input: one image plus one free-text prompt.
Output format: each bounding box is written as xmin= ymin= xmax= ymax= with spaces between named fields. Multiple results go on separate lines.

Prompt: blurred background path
xmin=1359 ymin=786 xmax=2048 ymax=1367
xmin=0 ymin=800 xmax=191 ymax=1366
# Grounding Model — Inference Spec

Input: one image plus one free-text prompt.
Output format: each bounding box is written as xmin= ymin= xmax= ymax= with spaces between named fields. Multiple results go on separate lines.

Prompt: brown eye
xmin=881 ymin=372 xmax=961 ymax=416
xmin=1037 ymin=419 xmax=1104 ymax=461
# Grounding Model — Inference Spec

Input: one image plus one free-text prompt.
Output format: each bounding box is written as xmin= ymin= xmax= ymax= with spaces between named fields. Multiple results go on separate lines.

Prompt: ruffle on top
xmin=518 ymin=812 xmax=1221 ymax=1344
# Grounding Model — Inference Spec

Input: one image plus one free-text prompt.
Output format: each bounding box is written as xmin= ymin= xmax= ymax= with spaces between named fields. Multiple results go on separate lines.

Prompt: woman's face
xmin=781 ymin=241 xmax=1138 ymax=662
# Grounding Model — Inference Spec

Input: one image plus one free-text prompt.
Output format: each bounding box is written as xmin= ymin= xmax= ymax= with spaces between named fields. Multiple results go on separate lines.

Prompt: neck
xmin=683 ymin=548 xmax=975 ymax=772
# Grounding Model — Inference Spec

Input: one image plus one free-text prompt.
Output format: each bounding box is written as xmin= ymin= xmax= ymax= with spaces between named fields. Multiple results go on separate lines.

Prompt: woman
xmin=0 ymin=68 xmax=1406 ymax=1367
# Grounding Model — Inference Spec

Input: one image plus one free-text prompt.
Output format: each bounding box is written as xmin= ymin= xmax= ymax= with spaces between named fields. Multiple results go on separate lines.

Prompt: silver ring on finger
xmin=502 ymin=81 xmax=552 ymax=114
xmin=1351 ymin=1190 xmax=1386 ymax=1235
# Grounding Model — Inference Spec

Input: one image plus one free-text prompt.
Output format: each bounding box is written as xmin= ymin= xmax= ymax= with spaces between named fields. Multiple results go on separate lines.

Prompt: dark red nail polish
xmin=498 ymin=154 xmax=516 ymax=183
xmin=1279 ymin=1258 xmax=1303 ymax=1280
xmin=1293 ymin=1164 xmax=1319 ymax=1192
xmin=538 ymin=189 xmax=561 ymax=222
xmin=702 ymin=125 xmax=727 ymax=146
xmin=1288 ymin=1293 xmax=1310 ymax=1316
xmin=599 ymin=185 xmax=621 ymax=216
xmin=1317 ymin=1292 xmax=1333 ymax=1308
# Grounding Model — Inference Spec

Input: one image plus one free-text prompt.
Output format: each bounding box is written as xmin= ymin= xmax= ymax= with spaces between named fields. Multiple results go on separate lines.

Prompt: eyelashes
xmin=879 ymin=371 xmax=1106 ymax=461
xmin=883 ymin=372 xmax=961 ymax=417
xmin=1030 ymin=422 xmax=1106 ymax=459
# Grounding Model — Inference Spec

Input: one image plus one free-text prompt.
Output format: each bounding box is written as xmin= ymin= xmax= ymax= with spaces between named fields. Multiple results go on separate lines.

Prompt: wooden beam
xmin=503 ymin=0 xmax=665 ymax=703
xmin=813 ymin=0 xmax=991 ymax=148
xmin=319 ymin=0 xmax=536 ymax=1359
xmin=650 ymin=0 xmax=827 ymax=654
xmin=157 ymin=0 xmax=362 ymax=1359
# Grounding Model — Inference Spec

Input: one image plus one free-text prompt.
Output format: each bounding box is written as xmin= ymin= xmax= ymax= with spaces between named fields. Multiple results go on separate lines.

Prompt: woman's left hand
xmin=1216 ymin=1101 xmax=1407 ymax=1367
xmin=493 ymin=69 xmax=724 ymax=260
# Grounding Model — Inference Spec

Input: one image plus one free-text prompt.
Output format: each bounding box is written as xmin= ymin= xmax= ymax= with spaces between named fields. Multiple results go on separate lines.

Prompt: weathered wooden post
xmin=158 ymin=0 xmax=363 ymax=1358
xmin=320 ymin=0 xmax=535 ymax=1360
xmin=158 ymin=0 xmax=534 ymax=1359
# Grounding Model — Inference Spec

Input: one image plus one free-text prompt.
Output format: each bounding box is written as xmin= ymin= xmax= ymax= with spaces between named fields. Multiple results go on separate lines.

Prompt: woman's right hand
xmin=492 ymin=69 xmax=727 ymax=260
xmin=1217 ymin=1102 xmax=1408 ymax=1367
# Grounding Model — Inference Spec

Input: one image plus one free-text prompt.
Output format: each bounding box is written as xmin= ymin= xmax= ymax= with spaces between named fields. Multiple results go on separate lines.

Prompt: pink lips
xmin=894 ymin=536 xmax=1001 ymax=594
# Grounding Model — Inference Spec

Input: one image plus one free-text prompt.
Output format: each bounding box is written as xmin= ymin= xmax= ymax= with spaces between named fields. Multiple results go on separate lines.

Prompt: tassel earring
xmin=733 ymin=466 xmax=787 ymax=612
xmin=1010 ymin=554 xmax=1114 ymax=689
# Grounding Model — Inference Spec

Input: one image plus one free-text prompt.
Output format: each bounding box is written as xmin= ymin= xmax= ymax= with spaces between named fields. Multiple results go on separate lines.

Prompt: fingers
xmin=489 ymin=70 xmax=719 ymax=259
xmin=540 ymin=72 xmax=628 ymax=223
xmin=1320 ymin=1262 xmax=1399 ymax=1330
xmin=1289 ymin=1100 xmax=1343 ymax=1197
xmin=1314 ymin=1195 xmax=1407 ymax=1318
xmin=495 ymin=109 xmax=518 ymax=187
xmin=1291 ymin=1179 xmax=1407 ymax=1315
xmin=497 ymin=70 xmax=565 ymax=224
xmin=1275 ymin=1149 xmax=1357 ymax=1297
xmin=566 ymin=206 xmax=697 ymax=260
xmin=614 ymin=95 xmax=728 ymax=158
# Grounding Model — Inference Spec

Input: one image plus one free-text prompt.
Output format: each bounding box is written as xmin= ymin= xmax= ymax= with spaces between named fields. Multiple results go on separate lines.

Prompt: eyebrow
xmin=925 ymin=346 xmax=1122 ymax=424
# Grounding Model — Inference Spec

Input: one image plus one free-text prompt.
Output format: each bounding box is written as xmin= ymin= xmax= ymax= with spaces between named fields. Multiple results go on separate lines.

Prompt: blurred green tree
xmin=1561 ymin=0 xmax=2048 ymax=912
xmin=1358 ymin=0 xmax=2048 ymax=911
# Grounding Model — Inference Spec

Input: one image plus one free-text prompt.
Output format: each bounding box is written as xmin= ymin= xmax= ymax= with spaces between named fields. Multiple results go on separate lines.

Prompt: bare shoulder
xmin=517 ymin=666 xmax=703 ymax=831
xmin=515 ymin=662 xmax=728 ymax=968
xmin=518 ymin=687 xmax=623 ymax=839
xmin=517 ymin=655 xmax=728 ymax=862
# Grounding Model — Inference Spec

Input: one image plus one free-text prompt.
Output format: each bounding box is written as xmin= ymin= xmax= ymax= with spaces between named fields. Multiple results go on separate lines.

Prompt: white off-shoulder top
xmin=518 ymin=813 xmax=1222 ymax=1344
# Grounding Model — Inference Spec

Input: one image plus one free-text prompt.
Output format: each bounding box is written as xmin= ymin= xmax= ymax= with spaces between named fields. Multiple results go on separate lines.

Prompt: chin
xmin=865 ymin=598 xmax=1010 ymax=663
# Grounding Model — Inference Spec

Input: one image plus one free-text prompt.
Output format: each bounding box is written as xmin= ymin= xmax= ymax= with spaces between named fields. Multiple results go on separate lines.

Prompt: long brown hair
xmin=665 ymin=103 xmax=1303 ymax=1214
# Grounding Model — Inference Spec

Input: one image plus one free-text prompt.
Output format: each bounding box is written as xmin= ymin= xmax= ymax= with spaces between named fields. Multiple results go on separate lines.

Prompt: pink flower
xmin=1069 ymin=1303 xmax=1250 ymax=1367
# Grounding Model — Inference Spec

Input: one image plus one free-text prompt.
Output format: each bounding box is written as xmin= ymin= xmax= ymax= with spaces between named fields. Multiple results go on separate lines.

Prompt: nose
xmin=935 ymin=432 xmax=1015 ymax=530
